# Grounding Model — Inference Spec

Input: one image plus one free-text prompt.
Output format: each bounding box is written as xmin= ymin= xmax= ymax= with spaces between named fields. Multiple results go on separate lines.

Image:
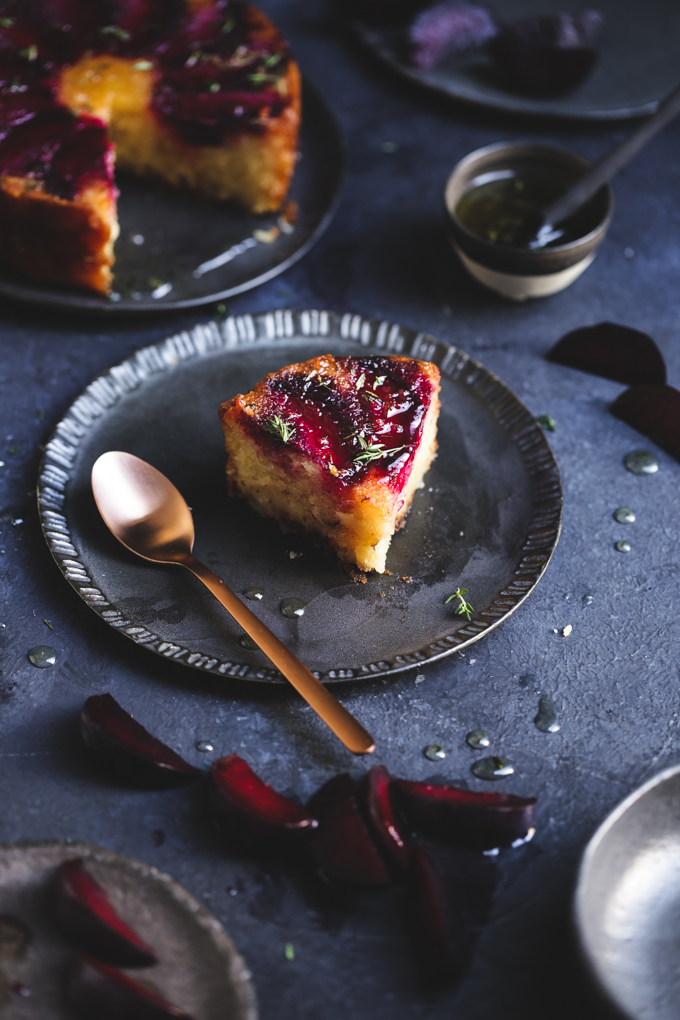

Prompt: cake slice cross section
xmin=218 ymin=353 xmax=441 ymax=573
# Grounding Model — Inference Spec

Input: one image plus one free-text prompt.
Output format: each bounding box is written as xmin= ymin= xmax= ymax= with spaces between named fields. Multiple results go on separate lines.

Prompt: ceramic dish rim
xmin=0 ymin=837 xmax=258 ymax=1020
xmin=36 ymin=308 xmax=563 ymax=684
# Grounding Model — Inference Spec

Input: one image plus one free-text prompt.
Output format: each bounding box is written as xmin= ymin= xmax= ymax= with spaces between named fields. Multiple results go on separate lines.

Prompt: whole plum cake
xmin=0 ymin=0 xmax=301 ymax=294
xmin=218 ymin=354 xmax=441 ymax=573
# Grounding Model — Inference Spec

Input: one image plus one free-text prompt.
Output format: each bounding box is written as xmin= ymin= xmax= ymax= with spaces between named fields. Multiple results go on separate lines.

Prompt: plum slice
xmin=308 ymin=774 xmax=392 ymax=887
xmin=80 ymin=694 xmax=201 ymax=789
xmin=210 ymin=754 xmax=318 ymax=849
xmin=406 ymin=842 xmax=497 ymax=988
xmin=409 ymin=3 xmax=498 ymax=69
xmin=357 ymin=765 xmax=411 ymax=875
xmin=67 ymin=956 xmax=195 ymax=1020
xmin=611 ymin=384 xmax=680 ymax=462
xmin=55 ymin=859 xmax=157 ymax=968
xmin=393 ymin=779 xmax=536 ymax=850
xmin=488 ymin=10 xmax=603 ymax=96
xmin=547 ymin=322 xmax=666 ymax=386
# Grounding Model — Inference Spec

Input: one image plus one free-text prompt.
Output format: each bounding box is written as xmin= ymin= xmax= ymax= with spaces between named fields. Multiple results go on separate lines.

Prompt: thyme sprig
xmin=444 ymin=587 xmax=473 ymax=621
xmin=353 ymin=436 xmax=405 ymax=465
xmin=265 ymin=415 xmax=296 ymax=443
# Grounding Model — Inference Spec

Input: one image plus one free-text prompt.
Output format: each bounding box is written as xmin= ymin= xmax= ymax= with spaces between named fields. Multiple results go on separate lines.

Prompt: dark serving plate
xmin=0 ymin=81 xmax=343 ymax=313
xmin=353 ymin=0 xmax=680 ymax=120
xmin=37 ymin=310 xmax=562 ymax=684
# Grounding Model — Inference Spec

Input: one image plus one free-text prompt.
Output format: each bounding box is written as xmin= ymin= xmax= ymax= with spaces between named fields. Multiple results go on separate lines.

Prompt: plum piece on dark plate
xmin=308 ymin=774 xmax=392 ymax=887
xmin=357 ymin=765 xmax=411 ymax=875
xmin=405 ymin=842 xmax=497 ymax=988
xmin=547 ymin=322 xmax=667 ymax=386
xmin=67 ymin=956 xmax=195 ymax=1020
xmin=393 ymin=779 xmax=536 ymax=850
xmin=611 ymin=384 xmax=680 ymax=462
xmin=488 ymin=10 xmax=603 ymax=96
xmin=210 ymin=754 xmax=318 ymax=850
xmin=409 ymin=2 xmax=498 ymax=69
xmin=54 ymin=859 xmax=157 ymax=968
xmin=80 ymin=694 xmax=202 ymax=789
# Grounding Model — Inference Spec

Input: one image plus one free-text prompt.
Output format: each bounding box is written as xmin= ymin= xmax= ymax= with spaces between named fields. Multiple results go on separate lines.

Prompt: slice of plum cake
xmin=218 ymin=353 xmax=441 ymax=573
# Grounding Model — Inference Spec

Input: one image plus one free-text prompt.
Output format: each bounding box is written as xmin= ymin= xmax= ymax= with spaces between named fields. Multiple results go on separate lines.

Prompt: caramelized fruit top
xmin=0 ymin=0 xmax=292 ymax=197
xmin=232 ymin=354 xmax=439 ymax=492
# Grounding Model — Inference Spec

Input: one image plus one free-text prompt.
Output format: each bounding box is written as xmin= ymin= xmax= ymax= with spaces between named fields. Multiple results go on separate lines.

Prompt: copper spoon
xmin=91 ymin=451 xmax=375 ymax=756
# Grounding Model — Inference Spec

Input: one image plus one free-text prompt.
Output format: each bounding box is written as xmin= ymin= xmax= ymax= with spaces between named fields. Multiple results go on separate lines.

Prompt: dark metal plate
xmin=0 ymin=840 xmax=257 ymax=1020
xmin=353 ymin=0 xmax=680 ymax=121
xmin=37 ymin=310 xmax=562 ymax=683
xmin=576 ymin=764 xmax=680 ymax=1020
xmin=0 ymin=81 xmax=343 ymax=313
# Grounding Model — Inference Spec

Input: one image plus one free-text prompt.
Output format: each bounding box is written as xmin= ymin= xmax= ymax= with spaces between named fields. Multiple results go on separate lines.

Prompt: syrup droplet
xmin=11 ymin=983 xmax=29 ymax=998
xmin=240 ymin=634 xmax=259 ymax=649
xmin=28 ymin=645 xmax=56 ymax=668
xmin=534 ymin=697 xmax=560 ymax=733
xmin=423 ymin=744 xmax=446 ymax=761
xmin=613 ymin=506 xmax=636 ymax=524
xmin=243 ymin=587 xmax=264 ymax=601
xmin=227 ymin=886 xmax=238 ymax=896
xmin=471 ymin=756 xmax=514 ymax=781
xmin=466 ymin=729 xmax=490 ymax=749
xmin=615 ymin=540 xmax=631 ymax=553
xmin=195 ymin=740 xmax=214 ymax=752
xmin=582 ymin=594 xmax=594 ymax=606
xmin=280 ymin=597 xmax=306 ymax=619
xmin=624 ymin=450 xmax=659 ymax=475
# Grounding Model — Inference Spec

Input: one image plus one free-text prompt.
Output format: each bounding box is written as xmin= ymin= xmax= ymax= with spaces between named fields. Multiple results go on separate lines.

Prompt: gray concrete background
xmin=1 ymin=3 xmax=679 ymax=1017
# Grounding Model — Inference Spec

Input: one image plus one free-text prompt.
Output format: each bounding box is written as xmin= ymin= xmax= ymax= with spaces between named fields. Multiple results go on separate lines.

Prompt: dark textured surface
xmin=1 ymin=2 xmax=679 ymax=1018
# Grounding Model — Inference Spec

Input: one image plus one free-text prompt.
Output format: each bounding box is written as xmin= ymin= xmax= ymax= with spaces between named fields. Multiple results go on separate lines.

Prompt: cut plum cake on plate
xmin=0 ymin=0 xmax=301 ymax=294
xmin=218 ymin=353 xmax=441 ymax=573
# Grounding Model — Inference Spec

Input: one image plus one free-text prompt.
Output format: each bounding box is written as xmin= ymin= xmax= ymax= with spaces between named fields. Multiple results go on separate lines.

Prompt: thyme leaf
xmin=444 ymin=587 xmax=474 ymax=621
xmin=353 ymin=435 xmax=405 ymax=465
xmin=265 ymin=415 xmax=296 ymax=443
xmin=99 ymin=25 xmax=131 ymax=40
xmin=537 ymin=414 xmax=556 ymax=432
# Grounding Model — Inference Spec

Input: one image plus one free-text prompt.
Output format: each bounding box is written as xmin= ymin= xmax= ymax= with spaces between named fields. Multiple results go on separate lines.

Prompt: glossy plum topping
xmin=54 ymin=858 xmax=158 ymax=968
xmin=245 ymin=355 xmax=437 ymax=491
xmin=152 ymin=0 xmax=291 ymax=145
xmin=0 ymin=0 xmax=294 ymax=192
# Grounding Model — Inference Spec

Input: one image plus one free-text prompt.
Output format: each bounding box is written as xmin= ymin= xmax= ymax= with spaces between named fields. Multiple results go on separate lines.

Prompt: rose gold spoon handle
xmin=91 ymin=451 xmax=374 ymax=756
xmin=181 ymin=554 xmax=374 ymax=754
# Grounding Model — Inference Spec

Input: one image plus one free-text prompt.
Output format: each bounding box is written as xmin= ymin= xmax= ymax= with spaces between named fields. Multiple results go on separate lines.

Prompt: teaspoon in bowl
xmin=91 ymin=451 xmax=375 ymax=756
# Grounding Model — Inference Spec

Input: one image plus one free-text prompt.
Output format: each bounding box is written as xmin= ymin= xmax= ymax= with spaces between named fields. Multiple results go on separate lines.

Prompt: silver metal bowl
xmin=575 ymin=763 xmax=680 ymax=1020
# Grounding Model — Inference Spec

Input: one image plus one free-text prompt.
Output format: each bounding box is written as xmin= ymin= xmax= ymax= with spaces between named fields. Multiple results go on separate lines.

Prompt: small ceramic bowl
xmin=443 ymin=141 xmax=613 ymax=301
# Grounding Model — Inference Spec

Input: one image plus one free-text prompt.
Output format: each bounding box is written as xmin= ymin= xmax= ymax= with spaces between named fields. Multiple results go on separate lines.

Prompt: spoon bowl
xmin=91 ymin=451 xmax=375 ymax=756
xmin=92 ymin=452 xmax=195 ymax=564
